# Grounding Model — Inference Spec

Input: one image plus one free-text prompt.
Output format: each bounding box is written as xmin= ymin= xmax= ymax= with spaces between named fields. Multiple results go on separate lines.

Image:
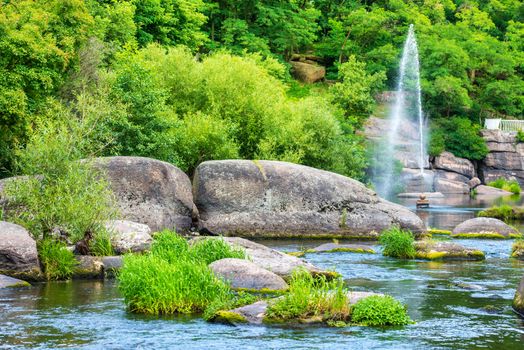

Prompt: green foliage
xmin=379 ymin=226 xmax=416 ymax=259
xmin=118 ymin=231 xmax=249 ymax=315
xmin=38 ymin=238 xmax=78 ymax=280
xmin=487 ymin=178 xmax=522 ymax=194
xmin=517 ymin=130 xmax=524 ymax=143
xmin=203 ymin=291 xmax=257 ymax=321
xmin=479 ymin=204 xmax=524 ymax=222
xmin=431 ymin=117 xmax=489 ymax=160
xmin=265 ymin=269 xmax=351 ymax=323
xmin=89 ymin=229 xmax=115 ymax=257
xmin=351 ymin=295 xmax=412 ymax=326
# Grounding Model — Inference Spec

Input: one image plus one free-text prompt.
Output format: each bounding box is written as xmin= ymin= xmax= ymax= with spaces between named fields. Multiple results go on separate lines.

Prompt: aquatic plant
xmin=264 ymin=269 xmax=351 ymax=323
xmin=190 ymin=237 xmax=247 ymax=265
xmin=379 ymin=226 xmax=416 ymax=259
xmin=487 ymin=178 xmax=521 ymax=195
xmin=478 ymin=205 xmax=524 ymax=222
xmin=351 ymin=295 xmax=412 ymax=326
xmin=38 ymin=238 xmax=77 ymax=280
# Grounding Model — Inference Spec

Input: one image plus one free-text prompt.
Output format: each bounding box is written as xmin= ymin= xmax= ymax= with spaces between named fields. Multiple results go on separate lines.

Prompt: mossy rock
xmin=513 ymin=274 xmax=524 ymax=317
xmin=306 ymin=243 xmax=376 ymax=254
xmin=211 ymin=310 xmax=248 ymax=325
xmin=414 ymin=241 xmax=485 ymax=261
xmin=511 ymin=240 xmax=524 ymax=260
xmin=427 ymin=228 xmax=452 ymax=235
xmin=451 ymin=232 xmax=521 ymax=239
xmin=0 ymin=274 xmax=31 ymax=288
xmin=452 ymin=218 xmax=521 ymax=239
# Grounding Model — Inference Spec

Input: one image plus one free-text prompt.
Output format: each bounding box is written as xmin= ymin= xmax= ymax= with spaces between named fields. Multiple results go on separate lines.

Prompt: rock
xmin=308 ymin=243 xmax=375 ymax=254
xmin=481 ymin=169 xmax=524 ymax=187
xmin=468 ymin=177 xmax=482 ymax=189
xmin=513 ymin=274 xmax=524 ymax=317
xmin=452 ymin=217 xmax=521 ymax=238
xmin=401 ymin=169 xmax=434 ymax=193
xmin=474 ymin=185 xmax=513 ymax=196
xmin=511 ymin=240 xmax=524 ymax=260
xmin=73 ymin=256 xmax=104 ymax=279
xmin=433 ymin=178 xmax=470 ymax=194
xmin=194 ymin=160 xmax=425 ymax=239
xmin=102 ymin=256 xmax=123 ymax=278
xmin=414 ymin=241 xmax=485 ymax=261
xmin=433 ymin=152 xmax=476 ymax=178
xmin=290 ymin=61 xmax=325 ymax=83
xmin=481 ymin=130 xmax=516 ymax=144
xmin=0 ymin=221 xmax=42 ymax=280
xmin=196 ymin=237 xmax=334 ymax=279
xmin=486 ymin=141 xmax=516 ymax=153
xmin=213 ymin=291 xmax=383 ymax=325
xmin=397 ymin=192 xmax=444 ymax=198
xmin=209 ymin=258 xmax=288 ymax=292
xmin=92 ymin=156 xmax=195 ymax=233
xmin=0 ymin=274 xmax=30 ymax=288
xmin=435 ymin=170 xmax=469 ymax=183
xmin=484 ymin=152 xmax=522 ymax=170
xmin=105 ymin=220 xmax=152 ymax=254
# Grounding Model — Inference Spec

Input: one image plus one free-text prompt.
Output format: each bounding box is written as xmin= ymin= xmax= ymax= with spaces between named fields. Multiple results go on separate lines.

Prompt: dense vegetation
xmin=1 ymin=0 xmax=523 ymax=179
xmin=379 ymin=226 xmax=416 ymax=259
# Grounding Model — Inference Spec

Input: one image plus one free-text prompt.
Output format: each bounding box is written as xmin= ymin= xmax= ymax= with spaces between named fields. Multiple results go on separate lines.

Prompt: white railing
xmin=485 ymin=119 xmax=524 ymax=132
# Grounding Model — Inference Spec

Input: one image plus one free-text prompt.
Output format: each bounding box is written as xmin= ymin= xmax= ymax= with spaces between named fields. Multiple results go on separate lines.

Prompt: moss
xmin=513 ymin=289 xmax=524 ymax=315
xmin=415 ymin=251 xmax=447 ymax=260
xmin=212 ymin=310 xmax=248 ymax=324
xmin=298 ymin=247 xmax=376 ymax=255
xmin=511 ymin=240 xmax=524 ymax=259
xmin=339 ymin=208 xmax=347 ymax=229
xmin=252 ymin=160 xmax=267 ymax=181
xmin=451 ymin=232 xmax=511 ymax=239
xmin=415 ymin=249 xmax=485 ymax=261
xmin=427 ymin=228 xmax=452 ymax=235
xmin=287 ymin=251 xmax=306 ymax=257
xmin=6 ymin=281 xmax=31 ymax=288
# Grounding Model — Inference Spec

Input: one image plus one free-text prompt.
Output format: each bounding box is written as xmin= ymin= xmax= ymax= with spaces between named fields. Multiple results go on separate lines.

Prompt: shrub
xmin=351 ymin=295 xmax=412 ymax=326
xmin=38 ymin=238 xmax=77 ymax=280
xmin=150 ymin=230 xmax=190 ymax=264
xmin=265 ymin=269 xmax=351 ymax=323
xmin=478 ymin=204 xmax=524 ymax=221
xmin=431 ymin=117 xmax=488 ymax=160
xmin=517 ymin=130 xmax=524 ymax=143
xmin=487 ymin=178 xmax=521 ymax=195
xmin=89 ymin=229 xmax=115 ymax=256
xmin=379 ymin=226 xmax=416 ymax=259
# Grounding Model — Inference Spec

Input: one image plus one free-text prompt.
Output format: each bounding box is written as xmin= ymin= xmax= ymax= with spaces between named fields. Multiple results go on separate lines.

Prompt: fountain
xmin=371 ymin=24 xmax=430 ymax=199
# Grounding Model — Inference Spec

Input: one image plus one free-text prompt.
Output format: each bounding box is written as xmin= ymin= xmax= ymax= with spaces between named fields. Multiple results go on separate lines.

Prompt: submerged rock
xmin=194 ymin=160 xmax=425 ymax=239
xmin=0 ymin=221 xmax=42 ymax=280
xmin=105 ymin=220 xmax=152 ymax=254
xmin=0 ymin=274 xmax=30 ymax=288
xmin=414 ymin=241 xmax=485 ymax=261
xmin=452 ymin=217 xmax=521 ymax=239
xmin=209 ymin=258 xmax=288 ymax=292
xmin=196 ymin=237 xmax=335 ymax=279
xmin=307 ymin=242 xmax=375 ymax=254
xmin=93 ymin=156 xmax=195 ymax=233
xmin=513 ymin=274 xmax=524 ymax=317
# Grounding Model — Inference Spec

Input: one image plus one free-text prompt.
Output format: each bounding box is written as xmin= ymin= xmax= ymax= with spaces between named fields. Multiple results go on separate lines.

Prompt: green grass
xmin=351 ymin=295 xmax=412 ymax=326
xmin=427 ymin=228 xmax=452 ymax=235
xmin=487 ymin=178 xmax=521 ymax=195
xmin=89 ymin=229 xmax=115 ymax=256
xmin=379 ymin=226 xmax=416 ymax=259
xmin=511 ymin=239 xmax=524 ymax=258
xmin=118 ymin=230 xmax=249 ymax=315
xmin=478 ymin=204 xmax=524 ymax=222
xmin=37 ymin=238 xmax=77 ymax=280
xmin=264 ymin=269 xmax=351 ymax=324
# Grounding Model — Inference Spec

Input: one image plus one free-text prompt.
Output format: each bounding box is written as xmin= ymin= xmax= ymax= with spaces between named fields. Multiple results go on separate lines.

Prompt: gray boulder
xmin=468 ymin=177 xmax=482 ymax=189
xmin=433 ymin=178 xmax=470 ymax=194
xmin=481 ymin=170 xmax=524 ymax=187
xmin=414 ymin=240 xmax=485 ymax=261
xmin=209 ymin=258 xmax=288 ymax=292
xmin=194 ymin=160 xmax=425 ymax=238
xmin=513 ymin=274 xmax=524 ymax=317
xmin=474 ymin=185 xmax=513 ymax=196
xmin=197 ymin=237 xmax=334 ymax=279
xmin=105 ymin=220 xmax=152 ymax=254
xmin=290 ymin=61 xmax=325 ymax=83
xmin=102 ymin=256 xmax=123 ymax=278
xmin=435 ymin=170 xmax=469 ymax=183
xmin=0 ymin=221 xmax=41 ymax=280
xmin=0 ymin=274 xmax=30 ymax=288
xmin=73 ymin=256 xmax=104 ymax=279
xmin=484 ymin=152 xmax=522 ymax=170
xmin=452 ymin=217 xmax=520 ymax=238
xmin=481 ymin=130 xmax=516 ymax=144
xmin=93 ymin=156 xmax=195 ymax=233
xmin=434 ymin=152 xmax=476 ymax=178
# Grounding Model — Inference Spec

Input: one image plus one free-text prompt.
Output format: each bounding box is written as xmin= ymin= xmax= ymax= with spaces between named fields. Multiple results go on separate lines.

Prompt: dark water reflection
xmin=1 ymin=194 xmax=524 ymax=349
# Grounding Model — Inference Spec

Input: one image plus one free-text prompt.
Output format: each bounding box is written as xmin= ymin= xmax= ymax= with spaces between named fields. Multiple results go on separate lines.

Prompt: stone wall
xmin=479 ymin=130 xmax=524 ymax=186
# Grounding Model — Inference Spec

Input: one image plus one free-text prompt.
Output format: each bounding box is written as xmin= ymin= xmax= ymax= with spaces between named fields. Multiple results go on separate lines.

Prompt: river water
xmin=1 ymin=195 xmax=524 ymax=349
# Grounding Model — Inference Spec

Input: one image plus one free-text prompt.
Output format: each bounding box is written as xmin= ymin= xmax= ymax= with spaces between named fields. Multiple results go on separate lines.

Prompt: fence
xmin=484 ymin=119 xmax=524 ymax=132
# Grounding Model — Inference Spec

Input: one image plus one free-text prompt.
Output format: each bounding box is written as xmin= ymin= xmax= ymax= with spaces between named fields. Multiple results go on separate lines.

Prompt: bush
xmin=351 ymin=295 xmax=412 ymax=326
xmin=487 ymin=178 xmax=521 ymax=195
xmin=38 ymin=238 xmax=77 ymax=280
xmin=265 ymin=269 xmax=351 ymax=323
xmin=517 ymin=130 xmax=524 ymax=143
xmin=379 ymin=226 xmax=416 ymax=259
xmin=478 ymin=204 xmax=524 ymax=221
xmin=431 ymin=117 xmax=489 ymax=160
xmin=118 ymin=231 xmax=249 ymax=315
xmin=89 ymin=229 xmax=115 ymax=256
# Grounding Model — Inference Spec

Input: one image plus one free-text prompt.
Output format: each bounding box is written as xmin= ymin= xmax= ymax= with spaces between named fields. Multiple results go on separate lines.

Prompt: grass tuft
xmin=379 ymin=226 xmax=416 ymax=259
xmin=351 ymin=295 xmax=412 ymax=326
xmin=487 ymin=178 xmax=521 ymax=194
xmin=89 ymin=229 xmax=115 ymax=256
xmin=37 ymin=238 xmax=77 ymax=280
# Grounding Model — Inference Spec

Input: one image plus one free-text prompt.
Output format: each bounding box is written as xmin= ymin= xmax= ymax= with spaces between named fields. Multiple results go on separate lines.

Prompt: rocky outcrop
xmin=105 ymin=220 xmax=152 ymax=254
xmin=0 ymin=221 xmax=41 ymax=280
xmin=480 ymin=130 xmax=524 ymax=186
xmin=0 ymin=274 xmax=30 ymax=288
xmin=197 ymin=237 xmax=334 ymax=279
xmin=290 ymin=61 xmax=325 ymax=83
xmin=513 ymin=274 xmax=524 ymax=317
xmin=452 ymin=217 xmax=521 ymax=238
xmin=414 ymin=241 xmax=485 ymax=260
xmin=93 ymin=156 xmax=195 ymax=233
xmin=209 ymin=258 xmax=288 ymax=292
xmin=194 ymin=160 xmax=425 ymax=238
xmin=433 ymin=178 xmax=470 ymax=194
xmin=434 ymin=152 xmax=476 ymax=179
xmin=474 ymin=185 xmax=513 ymax=196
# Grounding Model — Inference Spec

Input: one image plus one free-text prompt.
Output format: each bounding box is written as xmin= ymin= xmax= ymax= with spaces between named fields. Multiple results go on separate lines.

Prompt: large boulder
xmin=481 ymin=169 xmax=524 ymax=187
xmin=483 ymin=152 xmax=522 ymax=170
xmin=92 ymin=156 xmax=195 ymax=233
xmin=194 ymin=160 xmax=425 ymax=238
xmin=434 ymin=170 xmax=469 ymax=183
xmin=433 ymin=151 xmax=476 ymax=178
xmin=452 ymin=217 xmax=521 ymax=238
xmin=481 ymin=130 xmax=516 ymax=144
xmin=513 ymin=274 xmax=524 ymax=317
xmin=104 ymin=220 xmax=152 ymax=254
xmin=414 ymin=240 xmax=485 ymax=261
xmin=209 ymin=258 xmax=288 ymax=292
xmin=197 ymin=237 xmax=334 ymax=279
xmin=433 ymin=178 xmax=470 ymax=194
xmin=73 ymin=256 xmax=104 ymax=279
xmin=290 ymin=61 xmax=325 ymax=83
xmin=0 ymin=221 xmax=41 ymax=280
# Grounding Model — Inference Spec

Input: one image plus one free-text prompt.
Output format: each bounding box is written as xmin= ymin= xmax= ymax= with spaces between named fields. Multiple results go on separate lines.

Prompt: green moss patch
xmin=450 ymin=232 xmax=519 ymax=239
xmin=427 ymin=228 xmax=452 ymax=235
xmin=212 ymin=310 xmax=248 ymax=324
